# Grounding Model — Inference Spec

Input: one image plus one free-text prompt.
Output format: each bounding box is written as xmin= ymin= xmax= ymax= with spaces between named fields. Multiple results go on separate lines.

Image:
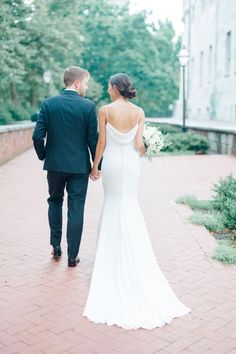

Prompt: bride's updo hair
xmin=109 ymin=73 xmax=136 ymax=99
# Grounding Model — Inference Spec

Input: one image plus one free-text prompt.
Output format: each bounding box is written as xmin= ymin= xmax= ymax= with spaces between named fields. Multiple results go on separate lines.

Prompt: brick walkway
xmin=0 ymin=150 xmax=236 ymax=354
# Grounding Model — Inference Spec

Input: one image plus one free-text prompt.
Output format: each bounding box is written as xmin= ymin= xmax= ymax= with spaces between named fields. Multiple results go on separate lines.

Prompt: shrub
xmin=213 ymin=175 xmax=236 ymax=230
xmin=163 ymin=132 xmax=209 ymax=153
xmin=190 ymin=211 xmax=225 ymax=232
xmin=212 ymin=240 xmax=236 ymax=264
xmin=186 ymin=133 xmax=210 ymax=153
xmin=156 ymin=123 xmax=181 ymax=135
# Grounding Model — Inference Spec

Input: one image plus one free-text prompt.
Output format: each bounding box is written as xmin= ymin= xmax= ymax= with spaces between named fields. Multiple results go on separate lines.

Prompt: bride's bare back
xmin=105 ymin=101 xmax=141 ymax=133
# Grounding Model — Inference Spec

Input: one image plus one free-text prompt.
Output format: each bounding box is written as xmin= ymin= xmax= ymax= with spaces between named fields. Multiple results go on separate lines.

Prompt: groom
xmin=33 ymin=66 xmax=100 ymax=267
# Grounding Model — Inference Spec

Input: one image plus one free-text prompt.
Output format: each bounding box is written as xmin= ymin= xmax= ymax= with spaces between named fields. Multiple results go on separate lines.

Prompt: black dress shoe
xmin=68 ymin=257 xmax=80 ymax=267
xmin=51 ymin=246 xmax=62 ymax=258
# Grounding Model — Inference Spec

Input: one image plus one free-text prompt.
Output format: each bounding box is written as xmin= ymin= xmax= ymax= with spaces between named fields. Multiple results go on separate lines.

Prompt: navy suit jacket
xmin=32 ymin=90 xmax=100 ymax=174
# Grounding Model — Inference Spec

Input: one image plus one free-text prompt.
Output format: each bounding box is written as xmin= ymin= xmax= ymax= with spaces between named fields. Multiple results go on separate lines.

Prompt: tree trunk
xmin=10 ymin=81 xmax=17 ymax=103
xmin=30 ymin=88 xmax=36 ymax=107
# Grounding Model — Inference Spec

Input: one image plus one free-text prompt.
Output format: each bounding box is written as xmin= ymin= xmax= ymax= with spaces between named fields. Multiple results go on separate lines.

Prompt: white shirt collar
xmin=64 ymin=88 xmax=78 ymax=93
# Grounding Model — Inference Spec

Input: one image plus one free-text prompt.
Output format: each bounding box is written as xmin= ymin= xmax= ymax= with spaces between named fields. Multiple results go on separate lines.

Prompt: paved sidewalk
xmin=0 ymin=150 xmax=236 ymax=354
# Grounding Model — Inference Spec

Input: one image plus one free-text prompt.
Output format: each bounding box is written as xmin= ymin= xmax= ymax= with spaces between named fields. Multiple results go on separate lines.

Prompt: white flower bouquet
xmin=143 ymin=124 xmax=170 ymax=160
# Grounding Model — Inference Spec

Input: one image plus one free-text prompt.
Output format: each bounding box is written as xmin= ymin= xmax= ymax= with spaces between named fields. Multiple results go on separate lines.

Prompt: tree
xmin=0 ymin=0 xmax=181 ymax=124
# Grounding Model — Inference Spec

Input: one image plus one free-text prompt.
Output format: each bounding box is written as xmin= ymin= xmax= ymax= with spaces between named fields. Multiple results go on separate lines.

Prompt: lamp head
xmin=177 ymin=47 xmax=190 ymax=66
xmin=43 ymin=70 xmax=51 ymax=84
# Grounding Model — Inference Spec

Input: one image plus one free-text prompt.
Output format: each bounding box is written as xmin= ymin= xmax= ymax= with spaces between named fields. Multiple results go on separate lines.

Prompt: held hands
xmin=89 ymin=166 xmax=101 ymax=181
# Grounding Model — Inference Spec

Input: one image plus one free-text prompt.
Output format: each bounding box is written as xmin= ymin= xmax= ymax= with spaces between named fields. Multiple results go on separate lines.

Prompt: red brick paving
xmin=0 ymin=150 xmax=236 ymax=354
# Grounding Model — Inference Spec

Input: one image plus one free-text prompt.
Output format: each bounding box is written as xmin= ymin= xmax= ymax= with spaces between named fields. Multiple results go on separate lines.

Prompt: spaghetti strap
xmin=105 ymin=105 xmax=109 ymax=123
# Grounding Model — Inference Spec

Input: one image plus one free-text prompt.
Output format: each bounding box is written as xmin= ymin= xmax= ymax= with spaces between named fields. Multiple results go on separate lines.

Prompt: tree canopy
xmin=0 ymin=0 xmax=181 ymax=124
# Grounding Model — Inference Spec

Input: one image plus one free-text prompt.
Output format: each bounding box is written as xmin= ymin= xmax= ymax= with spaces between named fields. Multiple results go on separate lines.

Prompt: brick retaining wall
xmin=0 ymin=122 xmax=35 ymax=164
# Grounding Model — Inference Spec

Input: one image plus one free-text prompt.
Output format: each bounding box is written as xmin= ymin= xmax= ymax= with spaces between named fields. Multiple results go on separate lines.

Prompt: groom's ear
xmin=75 ymin=80 xmax=81 ymax=88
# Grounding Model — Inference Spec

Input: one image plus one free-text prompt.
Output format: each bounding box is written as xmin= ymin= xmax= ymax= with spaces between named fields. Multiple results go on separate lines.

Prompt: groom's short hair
xmin=63 ymin=66 xmax=90 ymax=86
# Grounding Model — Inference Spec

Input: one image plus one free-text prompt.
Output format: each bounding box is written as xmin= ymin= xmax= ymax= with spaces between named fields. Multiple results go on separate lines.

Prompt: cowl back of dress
xmin=106 ymin=122 xmax=138 ymax=145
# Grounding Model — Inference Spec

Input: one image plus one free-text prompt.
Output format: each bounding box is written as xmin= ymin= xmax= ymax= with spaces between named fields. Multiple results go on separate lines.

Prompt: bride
xmin=83 ymin=73 xmax=191 ymax=330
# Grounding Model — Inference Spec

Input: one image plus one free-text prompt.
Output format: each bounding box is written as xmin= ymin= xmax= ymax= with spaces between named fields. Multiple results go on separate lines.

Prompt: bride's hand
xmin=90 ymin=166 xmax=101 ymax=181
xmin=137 ymin=145 xmax=147 ymax=158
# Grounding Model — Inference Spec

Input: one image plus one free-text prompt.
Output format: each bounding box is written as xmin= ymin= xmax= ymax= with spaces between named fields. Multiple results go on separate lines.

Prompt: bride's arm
xmin=90 ymin=107 xmax=106 ymax=180
xmin=135 ymin=110 xmax=146 ymax=156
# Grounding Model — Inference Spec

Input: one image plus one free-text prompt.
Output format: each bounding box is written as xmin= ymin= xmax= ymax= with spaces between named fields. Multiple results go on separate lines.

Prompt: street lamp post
xmin=43 ymin=70 xmax=52 ymax=97
xmin=177 ymin=47 xmax=190 ymax=132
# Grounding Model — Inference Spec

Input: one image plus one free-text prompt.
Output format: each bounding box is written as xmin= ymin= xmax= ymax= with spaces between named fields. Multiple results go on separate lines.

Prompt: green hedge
xmin=155 ymin=123 xmax=181 ymax=135
xmin=163 ymin=132 xmax=209 ymax=153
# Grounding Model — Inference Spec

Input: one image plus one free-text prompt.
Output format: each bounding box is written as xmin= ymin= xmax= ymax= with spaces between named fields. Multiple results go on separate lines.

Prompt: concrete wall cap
xmin=0 ymin=121 xmax=35 ymax=134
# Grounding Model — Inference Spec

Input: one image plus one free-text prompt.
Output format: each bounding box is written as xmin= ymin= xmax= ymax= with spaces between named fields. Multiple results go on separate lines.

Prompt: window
xmin=200 ymin=51 xmax=204 ymax=86
xmin=225 ymin=31 xmax=231 ymax=76
xmin=206 ymin=107 xmax=210 ymax=118
xmin=198 ymin=108 xmax=201 ymax=117
xmin=208 ymin=45 xmax=213 ymax=83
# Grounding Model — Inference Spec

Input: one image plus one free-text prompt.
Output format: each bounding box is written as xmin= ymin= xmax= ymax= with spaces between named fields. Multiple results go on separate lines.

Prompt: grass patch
xmin=176 ymin=195 xmax=213 ymax=211
xmin=177 ymin=176 xmax=236 ymax=264
xmin=212 ymin=240 xmax=236 ymax=264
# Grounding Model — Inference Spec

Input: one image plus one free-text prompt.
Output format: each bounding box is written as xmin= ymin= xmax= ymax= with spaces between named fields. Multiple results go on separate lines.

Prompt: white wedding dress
xmin=83 ymin=108 xmax=191 ymax=330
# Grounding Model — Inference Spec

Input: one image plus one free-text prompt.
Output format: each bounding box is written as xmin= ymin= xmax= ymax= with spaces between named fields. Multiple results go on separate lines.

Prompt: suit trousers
xmin=47 ymin=171 xmax=89 ymax=259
